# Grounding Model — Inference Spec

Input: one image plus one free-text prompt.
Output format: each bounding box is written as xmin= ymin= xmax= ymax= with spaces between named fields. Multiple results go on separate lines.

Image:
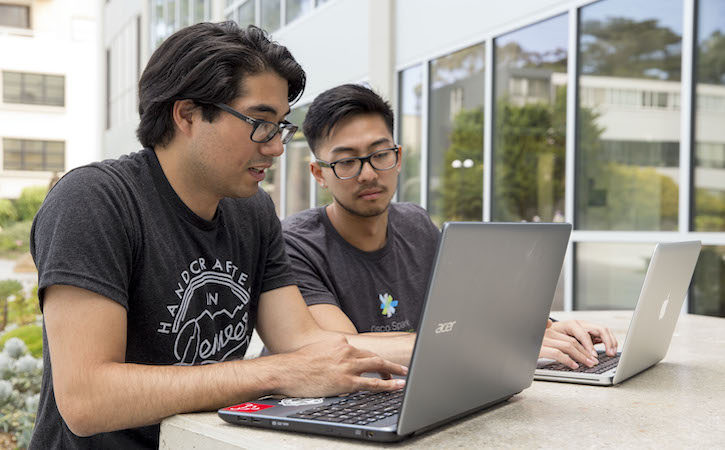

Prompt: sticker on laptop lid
xmin=279 ymin=397 xmax=324 ymax=407
xmin=224 ymin=402 xmax=274 ymax=412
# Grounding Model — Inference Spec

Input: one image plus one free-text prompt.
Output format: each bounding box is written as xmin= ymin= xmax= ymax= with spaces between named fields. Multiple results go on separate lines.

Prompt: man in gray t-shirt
xmin=283 ymin=84 xmax=619 ymax=370
xmin=283 ymin=202 xmax=439 ymax=334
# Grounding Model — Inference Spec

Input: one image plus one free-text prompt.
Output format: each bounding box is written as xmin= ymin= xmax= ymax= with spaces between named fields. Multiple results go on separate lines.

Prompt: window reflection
xmin=398 ymin=65 xmax=423 ymax=205
xmin=286 ymin=0 xmax=315 ymax=24
xmin=237 ymin=0 xmax=254 ymax=26
xmin=261 ymin=0 xmax=281 ymax=32
xmin=493 ymin=14 xmax=568 ymax=222
xmin=259 ymin=165 xmax=281 ymax=216
xmin=575 ymin=242 xmax=655 ymax=310
xmin=690 ymin=245 xmax=725 ymax=318
xmin=428 ymin=44 xmax=485 ymax=225
xmin=285 ymin=106 xmax=312 ymax=216
xmin=693 ymin=0 xmax=725 ymax=232
xmin=576 ymin=0 xmax=682 ymax=231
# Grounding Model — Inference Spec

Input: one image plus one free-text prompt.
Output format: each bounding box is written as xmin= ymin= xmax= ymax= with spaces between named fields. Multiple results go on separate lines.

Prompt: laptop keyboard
xmin=288 ymin=390 xmax=404 ymax=425
xmin=541 ymin=351 xmax=620 ymax=374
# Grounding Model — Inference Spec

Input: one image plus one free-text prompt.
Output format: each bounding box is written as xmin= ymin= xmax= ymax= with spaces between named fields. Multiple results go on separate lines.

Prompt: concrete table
xmin=159 ymin=311 xmax=725 ymax=449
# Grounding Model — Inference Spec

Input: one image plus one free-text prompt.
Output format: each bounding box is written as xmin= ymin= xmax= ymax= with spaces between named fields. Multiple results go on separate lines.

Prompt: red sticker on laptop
xmin=224 ymin=402 xmax=274 ymax=412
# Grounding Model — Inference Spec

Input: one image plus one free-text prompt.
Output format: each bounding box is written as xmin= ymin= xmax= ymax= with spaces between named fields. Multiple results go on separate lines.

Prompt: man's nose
xmin=357 ymin=159 xmax=378 ymax=182
xmin=260 ymin=134 xmax=284 ymax=158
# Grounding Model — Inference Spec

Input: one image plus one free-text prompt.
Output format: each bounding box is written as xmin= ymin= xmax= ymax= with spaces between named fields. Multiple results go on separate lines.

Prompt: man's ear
xmin=396 ymin=145 xmax=403 ymax=173
xmin=310 ymin=160 xmax=327 ymax=188
xmin=171 ymin=99 xmax=198 ymax=138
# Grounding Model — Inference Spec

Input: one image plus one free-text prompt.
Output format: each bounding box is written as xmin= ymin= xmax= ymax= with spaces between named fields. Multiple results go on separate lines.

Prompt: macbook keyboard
xmin=288 ymin=390 xmax=404 ymax=425
xmin=541 ymin=351 xmax=620 ymax=374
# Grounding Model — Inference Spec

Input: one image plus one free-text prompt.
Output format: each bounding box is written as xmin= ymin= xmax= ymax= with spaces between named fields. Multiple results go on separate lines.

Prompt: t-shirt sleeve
xmin=282 ymin=232 xmax=340 ymax=308
xmin=30 ymin=167 xmax=136 ymax=311
xmin=259 ymin=194 xmax=296 ymax=293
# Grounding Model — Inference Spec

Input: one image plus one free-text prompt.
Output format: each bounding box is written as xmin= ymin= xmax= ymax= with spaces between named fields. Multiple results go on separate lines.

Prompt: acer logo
xmin=435 ymin=321 xmax=457 ymax=334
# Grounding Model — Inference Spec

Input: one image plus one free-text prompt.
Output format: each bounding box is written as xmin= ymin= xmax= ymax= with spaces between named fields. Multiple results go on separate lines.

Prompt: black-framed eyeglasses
xmin=316 ymin=146 xmax=400 ymax=180
xmin=213 ymin=102 xmax=298 ymax=144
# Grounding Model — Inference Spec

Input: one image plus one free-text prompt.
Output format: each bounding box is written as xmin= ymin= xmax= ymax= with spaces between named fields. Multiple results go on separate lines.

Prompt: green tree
xmin=441 ymin=108 xmax=484 ymax=221
xmin=13 ymin=186 xmax=47 ymax=222
xmin=0 ymin=200 xmax=17 ymax=228
xmin=697 ymin=30 xmax=725 ymax=84
xmin=581 ymin=17 xmax=682 ymax=80
xmin=492 ymin=91 xmax=566 ymax=221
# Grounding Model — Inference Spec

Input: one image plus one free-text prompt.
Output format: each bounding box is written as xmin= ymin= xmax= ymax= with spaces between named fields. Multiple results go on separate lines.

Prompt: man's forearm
xmin=344 ymin=332 xmax=416 ymax=366
xmin=58 ymin=356 xmax=286 ymax=437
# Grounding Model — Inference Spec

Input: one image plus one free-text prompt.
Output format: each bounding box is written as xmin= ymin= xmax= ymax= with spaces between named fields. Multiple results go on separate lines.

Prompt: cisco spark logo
xmin=379 ymin=293 xmax=398 ymax=318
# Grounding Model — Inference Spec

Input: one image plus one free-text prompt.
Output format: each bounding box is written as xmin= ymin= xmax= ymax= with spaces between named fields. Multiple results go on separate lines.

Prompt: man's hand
xmin=272 ymin=335 xmax=408 ymax=398
xmin=539 ymin=320 xmax=618 ymax=369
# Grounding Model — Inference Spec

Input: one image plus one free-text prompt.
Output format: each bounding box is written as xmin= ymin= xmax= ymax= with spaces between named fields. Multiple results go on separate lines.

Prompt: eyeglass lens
xmin=334 ymin=148 xmax=397 ymax=178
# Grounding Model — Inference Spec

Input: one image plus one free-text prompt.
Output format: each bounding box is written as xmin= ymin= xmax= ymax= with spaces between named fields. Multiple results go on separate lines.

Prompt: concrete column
xmin=368 ymin=0 xmax=395 ymax=104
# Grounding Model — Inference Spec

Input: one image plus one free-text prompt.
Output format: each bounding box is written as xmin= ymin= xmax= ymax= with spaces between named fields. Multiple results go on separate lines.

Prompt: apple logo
xmin=659 ymin=293 xmax=671 ymax=320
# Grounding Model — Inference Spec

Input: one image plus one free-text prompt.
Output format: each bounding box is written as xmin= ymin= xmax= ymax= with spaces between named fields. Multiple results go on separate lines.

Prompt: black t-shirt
xmin=29 ymin=149 xmax=295 ymax=449
xmin=282 ymin=203 xmax=440 ymax=333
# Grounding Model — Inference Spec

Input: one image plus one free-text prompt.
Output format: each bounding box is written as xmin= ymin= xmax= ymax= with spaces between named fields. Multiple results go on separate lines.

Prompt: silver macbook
xmin=219 ymin=222 xmax=572 ymax=442
xmin=535 ymin=240 xmax=701 ymax=386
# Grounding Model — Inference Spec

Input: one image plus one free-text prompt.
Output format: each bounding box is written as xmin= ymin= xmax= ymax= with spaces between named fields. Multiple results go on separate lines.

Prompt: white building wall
xmin=273 ymin=0 xmax=369 ymax=106
xmin=102 ymin=0 xmax=146 ymax=159
xmin=0 ymin=0 xmax=102 ymax=199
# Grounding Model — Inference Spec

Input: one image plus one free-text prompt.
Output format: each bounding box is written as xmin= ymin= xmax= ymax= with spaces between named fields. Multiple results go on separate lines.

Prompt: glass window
xmin=152 ymin=0 xmax=167 ymax=48
xmin=285 ymin=106 xmax=312 ymax=216
xmin=260 ymin=166 xmax=281 ymax=216
xmin=151 ymin=0 xmax=210 ymax=49
xmin=261 ymin=0 xmax=281 ymax=32
xmin=575 ymin=242 xmax=656 ymax=310
xmin=2 ymin=71 xmax=65 ymax=107
xmin=314 ymin=181 xmax=333 ymax=207
xmin=398 ymin=65 xmax=423 ymax=205
xmin=693 ymin=0 xmax=725 ymax=232
xmin=286 ymin=0 xmax=314 ymax=24
xmin=3 ymin=139 xmax=65 ymax=172
xmin=0 ymin=4 xmax=30 ymax=28
xmin=237 ymin=0 xmax=255 ymax=27
xmin=576 ymin=0 xmax=682 ymax=231
xmin=428 ymin=44 xmax=485 ymax=225
xmin=180 ymin=0 xmax=190 ymax=27
xmin=690 ymin=245 xmax=725 ymax=318
xmin=194 ymin=0 xmax=205 ymax=22
xmin=492 ymin=14 xmax=568 ymax=222
xmin=168 ymin=0 xmax=177 ymax=30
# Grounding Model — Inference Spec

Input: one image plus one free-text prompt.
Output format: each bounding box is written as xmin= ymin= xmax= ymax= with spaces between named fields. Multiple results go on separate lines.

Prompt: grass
xmin=0 ymin=220 xmax=33 ymax=259
xmin=0 ymin=324 xmax=42 ymax=358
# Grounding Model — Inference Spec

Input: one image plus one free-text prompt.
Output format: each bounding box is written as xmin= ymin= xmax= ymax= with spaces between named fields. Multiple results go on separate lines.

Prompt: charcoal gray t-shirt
xmin=282 ymin=203 xmax=440 ymax=333
xmin=29 ymin=149 xmax=295 ymax=449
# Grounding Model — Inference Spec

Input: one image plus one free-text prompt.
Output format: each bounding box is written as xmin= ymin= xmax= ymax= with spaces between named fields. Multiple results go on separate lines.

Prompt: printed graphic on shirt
xmin=379 ymin=292 xmax=398 ymax=318
xmin=369 ymin=319 xmax=413 ymax=333
xmin=157 ymin=257 xmax=252 ymax=365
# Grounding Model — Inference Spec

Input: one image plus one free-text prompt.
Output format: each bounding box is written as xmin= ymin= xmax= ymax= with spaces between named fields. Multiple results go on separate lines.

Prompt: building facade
xmin=0 ymin=0 xmax=101 ymax=199
xmin=101 ymin=0 xmax=725 ymax=317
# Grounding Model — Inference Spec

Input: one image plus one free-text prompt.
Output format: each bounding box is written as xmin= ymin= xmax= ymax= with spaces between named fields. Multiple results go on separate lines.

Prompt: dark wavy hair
xmin=303 ymin=84 xmax=394 ymax=155
xmin=136 ymin=22 xmax=306 ymax=148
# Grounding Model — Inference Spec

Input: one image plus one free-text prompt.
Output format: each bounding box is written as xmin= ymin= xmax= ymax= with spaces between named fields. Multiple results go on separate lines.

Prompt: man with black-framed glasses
xmin=280 ymin=84 xmax=618 ymax=371
xmin=29 ymin=25 xmax=406 ymax=449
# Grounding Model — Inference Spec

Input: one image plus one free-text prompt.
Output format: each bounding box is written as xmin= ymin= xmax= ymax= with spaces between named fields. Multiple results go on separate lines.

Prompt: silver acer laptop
xmin=219 ymin=222 xmax=572 ymax=442
xmin=535 ymin=240 xmax=701 ymax=386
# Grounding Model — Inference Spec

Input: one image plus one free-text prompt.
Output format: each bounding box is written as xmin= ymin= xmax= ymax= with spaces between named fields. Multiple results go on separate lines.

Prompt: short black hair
xmin=136 ymin=22 xmax=305 ymax=149
xmin=303 ymin=84 xmax=394 ymax=155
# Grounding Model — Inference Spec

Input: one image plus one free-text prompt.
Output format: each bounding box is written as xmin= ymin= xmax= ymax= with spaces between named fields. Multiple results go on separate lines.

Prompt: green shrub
xmin=0 ymin=326 xmax=42 ymax=359
xmin=0 ymin=199 xmax=17 ymax=228
xmin=13 ymin=186 xmax=47 ymax=222
xmin=0 ymin=220 xmax=33 ymax=257
xmin=0 ymin=337 xmax=42 ymax=449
